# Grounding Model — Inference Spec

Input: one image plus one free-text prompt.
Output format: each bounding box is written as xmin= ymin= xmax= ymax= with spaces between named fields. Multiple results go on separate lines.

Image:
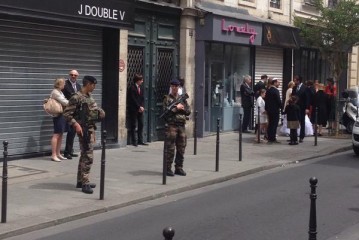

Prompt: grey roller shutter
xmin=0 ymin=18 xmax=102 ymax=157
xmin=255 ymin=46 xmax=283 ymax=99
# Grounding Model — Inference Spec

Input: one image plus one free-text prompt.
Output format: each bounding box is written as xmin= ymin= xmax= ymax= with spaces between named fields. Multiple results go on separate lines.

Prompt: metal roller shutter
xmin=0 ymin=18 xmax=103 ymax=157
xmin=255 ymin=46 xmax=284 ymax=99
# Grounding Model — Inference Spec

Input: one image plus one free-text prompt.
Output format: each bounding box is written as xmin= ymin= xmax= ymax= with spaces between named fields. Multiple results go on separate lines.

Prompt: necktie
xmin=138 ymin=86 xmax=140 ymax=95
xmin=73 ymin=84 xmax=77 ymax=92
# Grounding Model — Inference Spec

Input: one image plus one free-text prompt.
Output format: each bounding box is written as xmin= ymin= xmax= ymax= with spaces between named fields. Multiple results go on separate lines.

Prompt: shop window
xmin=270 ymin=0 xmax=281 ymax=9
xmin=224 ymin=45 xmax=251 ymax=106
xmin=204 ymin=42 xmax=252 ymax=132
xmin=241 ymin=0 xmax=255 ymax=2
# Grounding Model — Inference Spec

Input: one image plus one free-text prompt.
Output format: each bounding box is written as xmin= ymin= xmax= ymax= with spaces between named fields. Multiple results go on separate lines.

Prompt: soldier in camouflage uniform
xmin=63 ymin=76 xmax=105 ymax=194
xmin=163 ymin=78 xmax=191 ymax=176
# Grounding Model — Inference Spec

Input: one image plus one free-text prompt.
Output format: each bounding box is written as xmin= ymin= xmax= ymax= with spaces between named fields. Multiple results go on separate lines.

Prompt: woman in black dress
xmin=311 ymin=84 xmax=329 ymax=136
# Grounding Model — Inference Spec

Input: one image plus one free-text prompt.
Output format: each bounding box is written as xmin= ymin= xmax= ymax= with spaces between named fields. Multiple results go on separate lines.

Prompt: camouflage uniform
xmin=63 ymin=91 xmax=105 ymax=185
xmin=163 ymin=94 xmax=191 ymax=171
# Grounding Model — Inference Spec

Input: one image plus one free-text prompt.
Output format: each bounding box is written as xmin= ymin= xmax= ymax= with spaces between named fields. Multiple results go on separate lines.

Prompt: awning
xmin=262 ymin=23 xmax=301 ymax=49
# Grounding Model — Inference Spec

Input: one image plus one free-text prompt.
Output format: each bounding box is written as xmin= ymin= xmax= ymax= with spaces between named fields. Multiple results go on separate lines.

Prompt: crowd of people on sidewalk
xmin=241 ymin=74 xmax=337 ymax=145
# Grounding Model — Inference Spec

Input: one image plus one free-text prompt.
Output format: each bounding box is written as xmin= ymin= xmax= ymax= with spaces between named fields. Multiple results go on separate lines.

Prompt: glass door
xmin=209 ymin=61 xmax=224 ymax=132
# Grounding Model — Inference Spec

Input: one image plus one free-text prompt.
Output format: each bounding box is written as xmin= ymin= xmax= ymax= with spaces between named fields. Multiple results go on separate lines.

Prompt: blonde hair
xmin=288 ymin=81 xmax=295 ymax=88
xmin=54 ymin=78 xmax=65 ymax=88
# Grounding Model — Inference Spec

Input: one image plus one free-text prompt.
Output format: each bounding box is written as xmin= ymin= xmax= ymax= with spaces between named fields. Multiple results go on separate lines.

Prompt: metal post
xmin=163 ymin=227 xmax=175 ymax=240
xmin=162 ymin=125 xmax=168 ymax=185
xmin=100 ymin=131 xmax=106 ymax=200
xmin=308 ymin=177 xmax=318 ymax=240
xmin=314 ymin=107 xmax=318 ymax=146
xmin=193 ymin=111 xmax=198 ymax=155
xmin=257 ymin=106 xmax=261 ymax=143
xmin=216 ymin=118 xmax=220 ymax=172
xmin=239 ymin=113 xmax=242 ymax=161
xmin=2 ymin=141 xmax=8 ymax=223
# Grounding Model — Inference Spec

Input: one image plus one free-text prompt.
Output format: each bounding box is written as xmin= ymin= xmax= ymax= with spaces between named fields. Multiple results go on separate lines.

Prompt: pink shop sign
xmin=221 ymin=19 xmax=258 ymax=44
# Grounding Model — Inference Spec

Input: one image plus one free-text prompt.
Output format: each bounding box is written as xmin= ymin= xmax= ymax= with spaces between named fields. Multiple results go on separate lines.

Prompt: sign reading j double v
xmin=0 ymin=0 xmax=134 ymax=29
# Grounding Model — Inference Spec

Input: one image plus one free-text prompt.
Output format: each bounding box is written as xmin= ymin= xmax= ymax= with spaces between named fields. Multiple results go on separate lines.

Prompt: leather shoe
xmin=76 ymin=182 xmax=96 ymax=188
xmin=64 ymin=154 xmax=72 ymax=159
xmin=132 ymin=143 xmax=138 ymax=147
xmin=299 ymin=138 xmax=303 ymax=143
xmin=174 ymin=168 xmax=187 ymax=176
xmin=70 ymin=153 xmax=78 ymax=157
xmin=166 ymin=169 xmax=175 ymax=177
xmin=82 ymin=184 xmax=93 ymax=194
xmin=138 ymin=142 xmax=148 ymax=146
xmin=242 ymin=130 xmax=251 ymax=133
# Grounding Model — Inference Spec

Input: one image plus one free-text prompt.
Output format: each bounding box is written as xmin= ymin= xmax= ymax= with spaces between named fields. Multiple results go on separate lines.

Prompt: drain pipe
xmin=290 ymin=0 xmax=295 ymax=81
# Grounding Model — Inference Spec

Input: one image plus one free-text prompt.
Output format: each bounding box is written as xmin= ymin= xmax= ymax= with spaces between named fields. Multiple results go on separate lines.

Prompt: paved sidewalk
xmin=0 ymin=132 xmax=352 ymax=239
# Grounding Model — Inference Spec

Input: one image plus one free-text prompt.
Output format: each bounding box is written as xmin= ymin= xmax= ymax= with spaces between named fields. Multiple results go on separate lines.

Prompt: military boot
xmin=76 ymin=182 xmax=96 ymax=188
xmin=82 ymin=184 xmax=94 ymax=194
xmin=175 ymin=168 xmax=186 ymax=176
xmin=166 ymin=169 xmax=175 ymax=177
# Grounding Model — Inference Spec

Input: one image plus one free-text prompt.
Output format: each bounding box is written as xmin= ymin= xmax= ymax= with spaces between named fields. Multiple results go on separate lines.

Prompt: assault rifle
xmin=79 ymin=102 xmax=91 ymax=151
xmin=159 ymin=93 xmax=189 ymax=119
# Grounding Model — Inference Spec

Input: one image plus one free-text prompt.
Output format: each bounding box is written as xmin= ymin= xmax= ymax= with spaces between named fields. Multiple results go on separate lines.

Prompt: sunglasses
xmin=70 ymin=74 xmax=78 ymax=77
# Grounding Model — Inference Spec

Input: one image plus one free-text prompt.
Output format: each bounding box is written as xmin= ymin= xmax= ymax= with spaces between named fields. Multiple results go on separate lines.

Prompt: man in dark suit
xmin=240 ymin=75 xmax=254 ymax=133
xmin=292 ymin=75 xmax=310 ymax=143
xmin=265 ymin=78 xmax=282 ymax=143
xmin=62 ymin=69 xmax=81 ymax=159
xmin=254 ymin=74 xmax=268 ymax=99
xmin=127 ymin=73 xmax=148 ymax=146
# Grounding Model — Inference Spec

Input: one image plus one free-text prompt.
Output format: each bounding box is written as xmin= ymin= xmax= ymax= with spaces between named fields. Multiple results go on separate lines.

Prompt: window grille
xmin=270 ymin=0 xmax=280 ymax=8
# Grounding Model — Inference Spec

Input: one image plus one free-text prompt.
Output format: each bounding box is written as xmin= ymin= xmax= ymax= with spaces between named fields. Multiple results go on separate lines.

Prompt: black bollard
xmin=308 ymin=177 xmax=318 ymax=240
xmin=194 ymin=110 xmax=198 ymax=155
xmin=162 ymin=125 xmax=168 ymax=185
xmin=239 ymin=113 xmax=242 ymax=161
xmin=2 ymin=141 xmax=8 ymax=223
xmin=163 ymin=226 xmax=175 ymax=240
xmin=257 ymin=106 xmax=261 ymax=143
xmin=100 ymin=130 xmax=107 ymax=200
xmin=314 ymin=107 xmax=318 ymax=146
xmin=216 ymin=118 xmax=220 ymax=172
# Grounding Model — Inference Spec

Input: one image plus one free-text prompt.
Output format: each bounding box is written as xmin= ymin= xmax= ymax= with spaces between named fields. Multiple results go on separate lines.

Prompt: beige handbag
xmin=43 ymin=97 xmax=63 ymax=116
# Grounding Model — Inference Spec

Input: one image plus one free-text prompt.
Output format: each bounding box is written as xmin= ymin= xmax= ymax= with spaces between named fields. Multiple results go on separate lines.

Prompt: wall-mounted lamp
xmin=199 ymin=17 xmax=205 ymax=26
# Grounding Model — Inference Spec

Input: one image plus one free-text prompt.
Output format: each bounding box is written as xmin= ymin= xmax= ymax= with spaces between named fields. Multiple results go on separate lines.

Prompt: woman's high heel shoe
xmin=57 ymin=155 xmax=68 ymax=160
xmin=51 ymin=157 xmax=61 ymax=162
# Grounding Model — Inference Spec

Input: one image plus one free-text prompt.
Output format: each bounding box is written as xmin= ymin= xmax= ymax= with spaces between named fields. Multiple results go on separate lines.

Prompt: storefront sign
xmin=0 ymin=0 xmax=134 ymax=29
xmin=262 ymin=24 xmax=300 ymax=48
xmin=221 ymin=19 xmax=258 ymax=44
xmin=196 ymin=15 xmax=262 ymax=46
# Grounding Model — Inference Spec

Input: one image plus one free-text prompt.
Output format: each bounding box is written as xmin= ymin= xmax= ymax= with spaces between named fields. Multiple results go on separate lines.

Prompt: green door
xmin=128 ymin=14 xmax=179 ymax=142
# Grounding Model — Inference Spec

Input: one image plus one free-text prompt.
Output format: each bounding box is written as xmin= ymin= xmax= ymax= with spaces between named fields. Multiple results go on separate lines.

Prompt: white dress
xmin=279 ymin=88 xmax=293 ymax=136
xmin=255 ymin=96 xmax=267 ymax=123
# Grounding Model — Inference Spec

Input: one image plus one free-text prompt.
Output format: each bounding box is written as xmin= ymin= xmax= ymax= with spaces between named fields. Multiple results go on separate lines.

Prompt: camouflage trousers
xmin=164 ymin=124 xmax=187 ymax=169
xmin=77 ymin=127 xmax=95 ymax=184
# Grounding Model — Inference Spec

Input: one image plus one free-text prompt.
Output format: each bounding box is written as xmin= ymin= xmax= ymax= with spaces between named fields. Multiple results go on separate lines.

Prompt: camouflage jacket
xmin=63 ymin=90 xmax=105 ymax=128
xmin=163 ymin=94 xmax=191 ymax=124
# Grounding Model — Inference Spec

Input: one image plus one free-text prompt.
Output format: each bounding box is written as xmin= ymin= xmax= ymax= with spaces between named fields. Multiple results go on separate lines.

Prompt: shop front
xmin=258 ymin=23 xmax=301 ymax=97
xmin=0 ymin=0 xmax=134 ymax=157
xmin=195 ymin=9 xmax=263 ymax=136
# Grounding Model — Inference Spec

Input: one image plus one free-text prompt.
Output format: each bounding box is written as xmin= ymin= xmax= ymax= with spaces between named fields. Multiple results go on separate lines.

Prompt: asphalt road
xmin=7 ymin=151 xmax=359 ymax=240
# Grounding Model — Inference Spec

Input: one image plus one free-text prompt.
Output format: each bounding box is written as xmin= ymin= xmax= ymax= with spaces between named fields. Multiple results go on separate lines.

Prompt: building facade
xmin=1 ymin=0 xmax=357 ymax=157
